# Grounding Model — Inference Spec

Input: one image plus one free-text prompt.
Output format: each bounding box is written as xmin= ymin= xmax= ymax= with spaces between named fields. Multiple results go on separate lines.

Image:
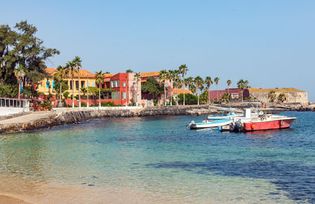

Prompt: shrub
xmin=177 ymin=93 xmax=198 ymax=105
xmin=81 ymin=102 xmax=87 ymax=107
xmin=0 ymin=84 xmax=18 ymax=98
xmin=101 ymin=102 xmax=115 ymax=106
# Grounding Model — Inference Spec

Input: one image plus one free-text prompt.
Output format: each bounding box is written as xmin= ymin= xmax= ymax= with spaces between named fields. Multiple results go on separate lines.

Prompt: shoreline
xmin=0 ymin=105 xmax=213 ymax=134
xmin=0 ymin=104 xmax=313 ymax=134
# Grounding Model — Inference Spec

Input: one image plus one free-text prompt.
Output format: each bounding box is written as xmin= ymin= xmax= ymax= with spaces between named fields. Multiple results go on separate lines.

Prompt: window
xmin=122 ymin=92 xmax=127 ymax=99
xmin=122 ymin=82 xmax=126 ymax=87
xmin=75 ymin=81 xmax=79 ymax=90
xmin=111 ymin=81 xmax=114 ymax=88
xmin=70 ymin=81 xmax=73 ymax=90
xmin=112 ymin=92 xmax=120 ymax=99
xmin=81 ymin=81 xmax=85 ymax=88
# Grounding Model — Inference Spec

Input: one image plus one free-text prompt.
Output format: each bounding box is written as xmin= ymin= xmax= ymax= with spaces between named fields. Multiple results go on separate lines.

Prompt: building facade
xmin=209 ymin=88 xmax=249 ymax=101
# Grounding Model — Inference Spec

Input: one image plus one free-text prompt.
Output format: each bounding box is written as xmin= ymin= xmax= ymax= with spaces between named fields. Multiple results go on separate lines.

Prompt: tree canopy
xmin=0 ymin=21 xmax=59 ymax=85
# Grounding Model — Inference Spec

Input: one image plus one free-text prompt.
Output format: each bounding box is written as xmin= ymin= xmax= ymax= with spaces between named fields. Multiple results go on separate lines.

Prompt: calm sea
xmin=0 ymin=112 xmax=314 ymax=203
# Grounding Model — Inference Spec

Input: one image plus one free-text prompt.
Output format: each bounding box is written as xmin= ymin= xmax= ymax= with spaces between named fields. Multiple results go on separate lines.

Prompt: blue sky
xmin=1 ymin=0 xmax=315 ymax=100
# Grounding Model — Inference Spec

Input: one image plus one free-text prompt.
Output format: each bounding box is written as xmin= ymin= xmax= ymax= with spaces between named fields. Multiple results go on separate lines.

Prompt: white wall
xmin=0 ymin=107 xmax=25 ymax=116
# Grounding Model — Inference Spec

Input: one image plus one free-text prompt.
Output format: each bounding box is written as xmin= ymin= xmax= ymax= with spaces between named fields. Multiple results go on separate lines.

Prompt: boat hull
xmin=189 ymin=120 xmax=232 ymax=130
xmin=243 ymin=118 xmax=295 ymax=132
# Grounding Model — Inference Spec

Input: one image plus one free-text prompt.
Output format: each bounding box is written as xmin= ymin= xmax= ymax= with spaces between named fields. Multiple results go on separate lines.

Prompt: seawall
xmin=0 ymin=105 xmax=212 ymax=134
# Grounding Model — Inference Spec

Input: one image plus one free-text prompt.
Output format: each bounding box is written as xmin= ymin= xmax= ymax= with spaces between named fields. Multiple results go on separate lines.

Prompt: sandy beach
xmin=0 ymin=174 xmax=197 ymax=204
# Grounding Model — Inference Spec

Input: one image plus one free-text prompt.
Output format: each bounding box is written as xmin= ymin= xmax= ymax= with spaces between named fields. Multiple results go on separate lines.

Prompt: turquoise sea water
xmin=0 ymin=112 xmax=314 ymax=203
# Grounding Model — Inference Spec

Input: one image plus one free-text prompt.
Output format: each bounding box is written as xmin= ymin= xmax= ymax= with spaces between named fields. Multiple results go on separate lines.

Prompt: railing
xmin=0 ymin=97 xmax=30 ymax=111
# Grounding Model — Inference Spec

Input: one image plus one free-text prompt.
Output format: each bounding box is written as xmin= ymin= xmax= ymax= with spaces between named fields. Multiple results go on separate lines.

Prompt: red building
xmin=209 ymin=88 xmax=249 ymax=101
xmin=108 ymin=73 xmax=129 ymax=105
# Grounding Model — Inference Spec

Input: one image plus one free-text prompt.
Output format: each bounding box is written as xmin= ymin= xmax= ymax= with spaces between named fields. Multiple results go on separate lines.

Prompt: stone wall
xmin=250 ymin=91 xmax=309 ymax=105
xmin=0 ymin=105 xmax=212 ymax=133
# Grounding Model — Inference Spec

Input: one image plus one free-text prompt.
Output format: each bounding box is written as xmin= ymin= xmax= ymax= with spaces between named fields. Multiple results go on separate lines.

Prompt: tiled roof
xmin=248 ymin=88 xmax=304 ymax=93
xmin=45 ymin=68 xmax=95 ymax=78
xmin=140 ymin=72 xmax=160 ymax=78
xmin=173 ymin=88 xmax=192 ymax=95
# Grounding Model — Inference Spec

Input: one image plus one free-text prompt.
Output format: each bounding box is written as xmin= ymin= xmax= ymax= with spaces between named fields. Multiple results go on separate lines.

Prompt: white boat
xmin=207 ymin=112 xmax=243 ymax=120
xmin=188 ymin=119 xmax=233 ymax=130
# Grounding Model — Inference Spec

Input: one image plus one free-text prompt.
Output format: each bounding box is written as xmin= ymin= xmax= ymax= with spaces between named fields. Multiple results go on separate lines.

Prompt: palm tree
xmin=168 ymin=70 xmax=179 ymax=106
xmin=159 ymin=70 xmax=169 ymax=106
xmin=204 ymin=76 xmax=213 ymax=105
xmin=14 ymin=64 xmax=26 ymax=100
xmin=214 ymin=77 xmax=220 ymax=102
xmin=95 ymin=71 xmax=104 ymax=108
xmin=54 ymin=65 xmax=67 ymax=107
xmin=66 ymin=58 xmax=80 ymax=109
xmin=194 ymin=76 xmax=204 ymax=105
xmin=73 ymin=56 xmax=82 ymax=107
xmin=178 ymin=64 xmax=188 ymax=105
xmin=134 ymin=72 xmax=141 ymax=106
xmin=227 ymin=80 xmax=232 ymax=94
xmin=237 ymin=79 xmax=250 ymax=102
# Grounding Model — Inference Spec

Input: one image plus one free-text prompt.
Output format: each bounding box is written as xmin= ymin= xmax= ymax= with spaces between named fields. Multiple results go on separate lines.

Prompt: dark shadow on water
xmin=147 ymin=160 xmax=315 ymax=202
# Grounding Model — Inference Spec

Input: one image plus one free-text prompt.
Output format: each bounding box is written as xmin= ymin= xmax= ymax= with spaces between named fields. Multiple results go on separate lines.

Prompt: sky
xmin=1 ymin=0 xmax=315 ymax=100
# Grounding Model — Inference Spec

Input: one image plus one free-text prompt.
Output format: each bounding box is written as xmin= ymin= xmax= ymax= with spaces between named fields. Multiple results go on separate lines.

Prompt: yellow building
xmin=37 ymin=68 xmax=96 ymax=96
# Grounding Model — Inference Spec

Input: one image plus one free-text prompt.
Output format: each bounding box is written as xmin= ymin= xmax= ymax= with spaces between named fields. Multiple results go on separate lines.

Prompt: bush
xmin=177 ymin=93 xmax=198 ymax=105
xmin=81 ymin=102 xmax=87 ymax=107
xmin=63 ymin=91 xmax=70 ymax=99
xmin=40 ymin=99 xmax=52 ymax=110
xmin=0 ymin=84 xmax=18 ymax=98
xmin=101 ymin=102 xmax=115 ymax=106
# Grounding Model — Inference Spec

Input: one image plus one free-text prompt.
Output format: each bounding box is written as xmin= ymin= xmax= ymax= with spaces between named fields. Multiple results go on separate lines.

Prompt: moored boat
xmin=207 ymin=112 xmax=243 ymax=120
xmin=188 ymin=119 xmax=233 ymax=130
xmin=242 ymin=115 xmax=296 ymax=132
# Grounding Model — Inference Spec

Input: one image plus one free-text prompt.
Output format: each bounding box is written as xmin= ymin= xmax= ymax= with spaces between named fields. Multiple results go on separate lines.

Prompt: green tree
xmin=142 ymin=77 xmax=163 ymax=105
xmin=177 ymin=93 xmax=197 ymax=105
xmin=95 ymin=71 xmax=104 ymax=108
xmin=178 ymin=64 xmax=188 ymax=105
xmin=126 ymin=69 xmax=133 ymax=73
xmin=194 ymin=76 xmax=204 ymax=105
xmin=204 ymin=76 xmax=213 ymax=104
xmin=0 ymin=21 xmax=59 ymax=87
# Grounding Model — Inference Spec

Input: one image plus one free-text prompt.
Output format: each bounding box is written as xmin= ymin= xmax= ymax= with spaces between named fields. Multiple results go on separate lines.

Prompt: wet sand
xmin=0 ymin=174 xmax=197 ymax=204
xmin=0 ymin=195 xmax=31 ymax=204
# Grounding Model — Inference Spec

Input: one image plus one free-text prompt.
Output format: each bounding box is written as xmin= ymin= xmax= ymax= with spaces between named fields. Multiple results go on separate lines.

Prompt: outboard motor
xmin=234 ymin=119 xmax=244 ymax=132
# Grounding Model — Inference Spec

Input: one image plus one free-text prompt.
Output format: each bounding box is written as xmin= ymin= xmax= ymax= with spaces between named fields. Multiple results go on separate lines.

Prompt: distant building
xmin=209 ymin=88 xmax=249 ymax=101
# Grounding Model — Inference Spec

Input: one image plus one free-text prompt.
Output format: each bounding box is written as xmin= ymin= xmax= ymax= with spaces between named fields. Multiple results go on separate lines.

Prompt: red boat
xmin=243 ymin=116 xmax=296 ymax=132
